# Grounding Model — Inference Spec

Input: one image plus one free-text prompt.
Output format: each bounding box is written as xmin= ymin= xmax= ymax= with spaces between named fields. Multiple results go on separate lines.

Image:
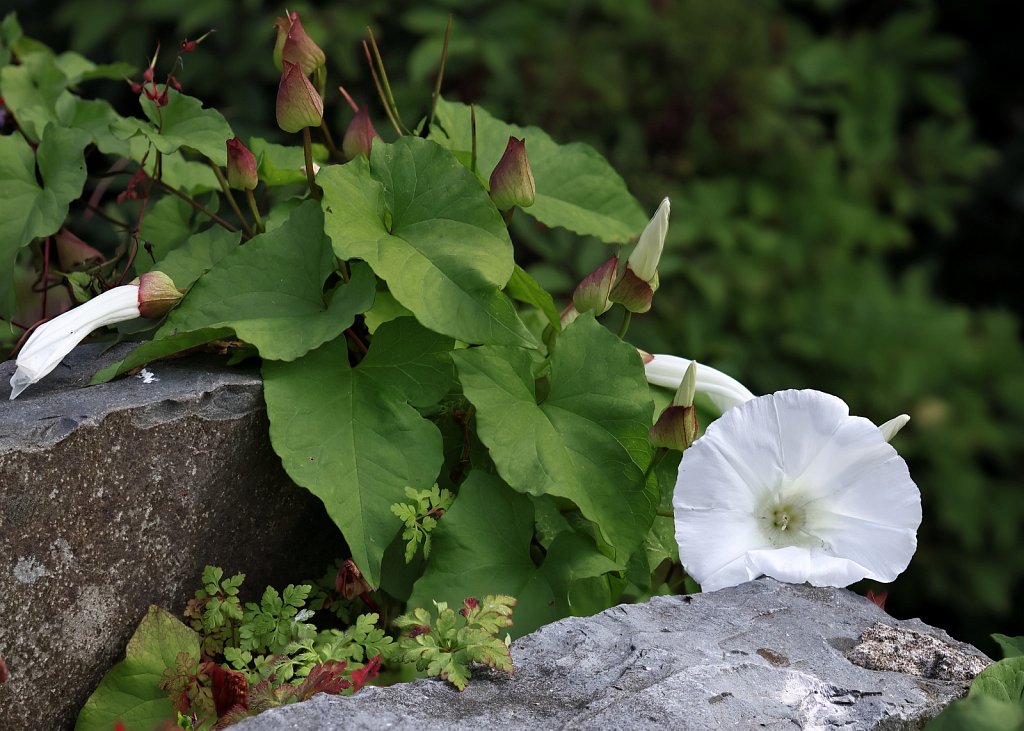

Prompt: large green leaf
xmin=430 ymin=98 xmax=647 ymax=243
xmin=113 ymin=90 xmax=233 ymax=165
xmin=0 ymin=125 xmax=90 ymax=313
xmin=263 ymin=337 xmax=444 ymax=588
xmin=453 ymin=315 xmax=655 ymax=559
xmin=137 ymin=195 xmax=197 ymax=267
xmin=506 ymin=264 xmax=561 ymax=331
xmin=156 ymin=201 xmax=375 ymax=362
xmin=0 ymin=53 xmax=66 ymax=142
xmin=75 ymin=605 xmax=200 ymax=731
xmin=250 ymin=137 xmax=329 ymax=187
xmin=970 ymin=657 xmax=1024 ymax=704
xmin=408 ymin=471 xmax=619 ymax=638
xmin=925 ymin=695 xmax=1024 ymax=731
xmin=358 ymin=317 xmax=455 ymax=409
xmin=320 ymin=136 xmax=536 ymax=348
xmin=145 ymin=226 xmax=241 ymax=289
xmin=994 ymin=635 xmax=1024 ymax=660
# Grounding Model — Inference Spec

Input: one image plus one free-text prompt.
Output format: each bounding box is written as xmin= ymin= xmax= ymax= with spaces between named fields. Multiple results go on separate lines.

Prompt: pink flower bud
xmin=226 ymin=138 xmax=258 ymax=190
xmin=342 ymin=106 xmax=379 ymax=160
xmin=276 ymin=61 xmax=324 ymax=133
xmin=572 ymin=256 xmax=618 ymax=315
xmin=273 ymin=11 xmax=325 ymax=75
xmin=134 ymin=271 xmax=183 ymax=319
xmin=55 ymin=228 xmax=105 ymax=272
xmin=489 ymin=137 xmax=536 ymax=211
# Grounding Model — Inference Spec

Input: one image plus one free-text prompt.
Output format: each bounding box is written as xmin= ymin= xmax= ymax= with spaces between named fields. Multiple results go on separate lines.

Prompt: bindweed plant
xmin=2 ymin=7 xmax=928 ymax=727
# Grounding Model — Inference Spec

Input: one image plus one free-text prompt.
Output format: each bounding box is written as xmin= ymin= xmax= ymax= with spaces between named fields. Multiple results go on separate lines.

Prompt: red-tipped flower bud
xmin=572 ymin=256 xmax=618 ymax=315
xmin=489 ymin=136 xmax=536 ymax=211
xmin=276 ymin=61 xmax=324 ymax=133
xmin=55 ymin=229 xmax=105 ymax=272
xmin=342 ymin=106 xmax=379 ymax=160
xmin=134 ymin=271 xmax=183 ymax=319
xmin=226 ymin=138 xmax=258 ymax=190
xmin=335 ymin=559 xmax=371 ymax=601
xmin=273 ymin=11 xmax=325 ymax=75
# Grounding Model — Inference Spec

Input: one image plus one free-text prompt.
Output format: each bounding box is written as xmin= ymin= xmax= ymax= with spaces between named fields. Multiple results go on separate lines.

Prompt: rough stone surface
xmin=0 ymin=344 xmax=343 ymax=730
xmin=236 ymin=579 xmax=990 ymax=731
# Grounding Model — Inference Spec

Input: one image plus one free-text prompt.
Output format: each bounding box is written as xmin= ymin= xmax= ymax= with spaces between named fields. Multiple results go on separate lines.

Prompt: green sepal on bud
xmin=343 ymin=106 xmax=379 ymax=160
xmin=273 ymin=11 xmax=326 ymax=75
xmin=489 ymin=136 xmax=536 ymax=211
xmin=608 ymin=266 xmax=655 ymax=313
xmin=226 ymin=138 xmax=258 ymax=190
xmin=649 ymin=360 xmax=699 ymax=451
xmin=572 ymin=256 xmax=618 ymax=315
xmin=55 ymin=228 xmax=105 ymax=272
xmin=276 ymin=61 xmax=324 ymax=133
xmin=132 ymin=271 xmax=183 ymax=319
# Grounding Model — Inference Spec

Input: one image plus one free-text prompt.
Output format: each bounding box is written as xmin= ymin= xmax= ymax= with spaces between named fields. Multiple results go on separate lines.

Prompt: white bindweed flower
xmin=642 ymin=352 xmax=756 ymax=413
xmin=9 ymin=272 xmax=181 ymax=400
xmin=674 ymin=389 xmax=922 ymax=592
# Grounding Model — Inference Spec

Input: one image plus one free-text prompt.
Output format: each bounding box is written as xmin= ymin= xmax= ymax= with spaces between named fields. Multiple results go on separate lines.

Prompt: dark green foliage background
xmin=14 ymin=0 xmax=1023 ymax=652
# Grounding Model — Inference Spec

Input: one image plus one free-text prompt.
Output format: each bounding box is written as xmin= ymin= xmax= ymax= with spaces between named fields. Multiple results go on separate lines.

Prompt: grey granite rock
xmin=236 ymin=579 xmax=989 ymax=731
xmin=0 ymin=344 xmax=342 ymax=730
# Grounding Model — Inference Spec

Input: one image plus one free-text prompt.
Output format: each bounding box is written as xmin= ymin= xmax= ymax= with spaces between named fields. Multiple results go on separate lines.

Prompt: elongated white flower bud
xmin=9 ymin=272 xmax=181 ymax=400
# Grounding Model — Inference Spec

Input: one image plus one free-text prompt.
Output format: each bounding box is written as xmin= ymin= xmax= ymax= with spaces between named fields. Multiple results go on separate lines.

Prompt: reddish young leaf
xmin=349 ymin=654 xmax=382 ymax=692
xmin=207 ymin=663 xmax=249 ymax=718
xmin=866 ymin=589 xmax=888 ymax=610
xmin=297 ymin=661 xmax=351 ymax=701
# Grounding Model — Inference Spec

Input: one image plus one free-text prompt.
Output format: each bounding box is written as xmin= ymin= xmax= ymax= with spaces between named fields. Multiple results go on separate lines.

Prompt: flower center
xmin=756 ymin=488 xmax=824 ymax=549
xmin=771 ymin=506 xmax=800 ymax=531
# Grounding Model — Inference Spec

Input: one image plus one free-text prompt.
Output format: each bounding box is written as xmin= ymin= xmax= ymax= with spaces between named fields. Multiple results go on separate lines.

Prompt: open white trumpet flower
xmin=674 ymin=389 xmax=922 ymax=592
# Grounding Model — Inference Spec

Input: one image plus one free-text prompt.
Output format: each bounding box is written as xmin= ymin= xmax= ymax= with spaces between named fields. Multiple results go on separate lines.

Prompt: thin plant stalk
xmin=302 ymin=127 xmax=322 ymax=201
xmin=155 ymin=179 xmax=239 ymax=234
xmin=366 ymin=28 xmax=409 ymax=134
xmin=245 ymin=189 xmax=265 ymax=234
xmin=428 ymin=16 xmax=453 ymax=129
xmin=208 ymin=161 xmax=254 ymax=238
xmin=617 ymin=309 xmax=632 ymax=339
xmin=319 ymin=119 xmax=343 ymax=162
xmin=470 ymin=104 xmax=478 ymax=175
xmin=363 ymin=40 xmax=403 ymax=136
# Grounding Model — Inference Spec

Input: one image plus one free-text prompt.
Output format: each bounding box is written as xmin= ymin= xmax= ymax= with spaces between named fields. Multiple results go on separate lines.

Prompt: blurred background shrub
xmin=10 ymin=0 xmax=1022 ymax=652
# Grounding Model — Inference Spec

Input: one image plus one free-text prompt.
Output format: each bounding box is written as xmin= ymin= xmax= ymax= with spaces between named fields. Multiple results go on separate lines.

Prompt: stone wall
xmin=0 ymin=345 xmax=343 ymax=730
xmin=237 ymin=579 xmax=990 ymax=731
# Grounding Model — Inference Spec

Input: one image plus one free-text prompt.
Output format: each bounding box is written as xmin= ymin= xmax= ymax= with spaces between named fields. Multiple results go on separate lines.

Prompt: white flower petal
xmin=9 ymin=285 xmax=141 ymax=399
xmin=675 ymin=508 xmax=771 ymax=591
xmin=745 ymin=546 xmax=871 ymax=588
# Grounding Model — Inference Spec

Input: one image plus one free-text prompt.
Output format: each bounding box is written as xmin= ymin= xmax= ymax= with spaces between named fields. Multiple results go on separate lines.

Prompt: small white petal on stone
xmin=136 ymin=368 xmax=159 ymax=384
